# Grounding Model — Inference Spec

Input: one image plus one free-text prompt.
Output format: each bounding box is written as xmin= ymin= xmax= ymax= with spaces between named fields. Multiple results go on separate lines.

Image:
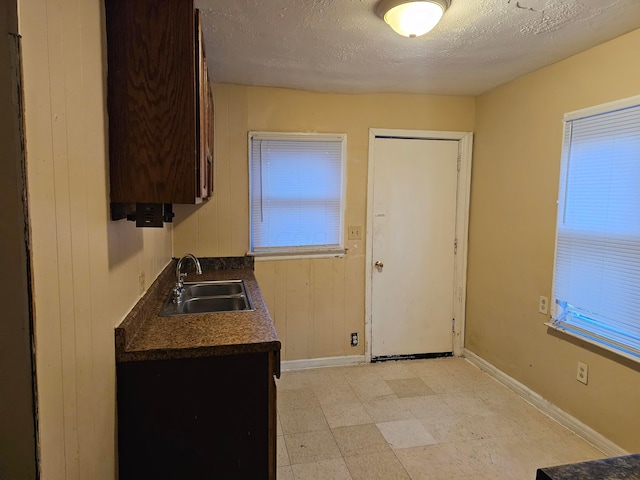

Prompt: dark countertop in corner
xmin=536 ymin=454 xmax=640 ymax=480
xmin=115 ymin=257 xmax=280 ymax=364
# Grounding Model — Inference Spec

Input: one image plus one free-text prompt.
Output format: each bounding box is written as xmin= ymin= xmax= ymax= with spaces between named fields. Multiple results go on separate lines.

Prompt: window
xmin=248 ymin=132 xmax=346 ymax=257
xmin=549 ymin=96 xmax=640 ymax=361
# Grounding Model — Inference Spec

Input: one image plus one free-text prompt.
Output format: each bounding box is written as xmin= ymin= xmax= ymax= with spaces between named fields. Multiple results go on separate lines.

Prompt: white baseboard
xmin=281 ymin=355 xmax=366 ymax=372
xmin=463 ymin=349 xmax=627 ymax=457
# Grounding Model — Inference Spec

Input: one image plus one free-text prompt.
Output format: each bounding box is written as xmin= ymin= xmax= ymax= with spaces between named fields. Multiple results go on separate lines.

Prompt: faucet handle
xmin=173 ymin=274 xmax=187 ymax=304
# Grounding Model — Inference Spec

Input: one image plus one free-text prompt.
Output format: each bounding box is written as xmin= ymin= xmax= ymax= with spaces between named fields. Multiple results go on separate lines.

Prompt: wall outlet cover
xmin=577 ymin=361 xmax=588 ymax=385
xmin=539 ymin=296 xmax=549 ymax=315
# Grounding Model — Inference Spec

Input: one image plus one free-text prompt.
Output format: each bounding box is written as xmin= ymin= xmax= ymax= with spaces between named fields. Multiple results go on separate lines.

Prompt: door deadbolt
xmin=374 ymin=261 xmax=384 ymax=269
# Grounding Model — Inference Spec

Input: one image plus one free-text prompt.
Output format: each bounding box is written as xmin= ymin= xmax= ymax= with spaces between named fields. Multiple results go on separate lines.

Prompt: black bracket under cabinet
xmin=110 ymin=203 xmax=174 ymax=227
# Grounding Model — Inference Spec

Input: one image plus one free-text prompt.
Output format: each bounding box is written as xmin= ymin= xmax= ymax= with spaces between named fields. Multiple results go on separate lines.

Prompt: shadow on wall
xmin=546 ymin=328 xmax=640 ymax=373
xmin=107 ymin=219 xmax=144 ymax=268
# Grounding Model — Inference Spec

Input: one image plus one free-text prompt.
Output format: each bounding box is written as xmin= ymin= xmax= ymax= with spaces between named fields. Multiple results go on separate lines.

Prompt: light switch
xmin=348 ymin=225 xmax=362 ymax=240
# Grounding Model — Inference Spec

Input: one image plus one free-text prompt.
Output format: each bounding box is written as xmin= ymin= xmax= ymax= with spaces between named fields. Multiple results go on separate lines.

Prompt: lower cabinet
xmin=116 ymin=352 xmax=278 ymax=479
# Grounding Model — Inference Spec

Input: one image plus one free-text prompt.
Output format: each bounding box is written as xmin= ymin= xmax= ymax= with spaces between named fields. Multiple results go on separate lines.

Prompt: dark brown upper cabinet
xmin=105 ymin=0 xmax=213 ymax=206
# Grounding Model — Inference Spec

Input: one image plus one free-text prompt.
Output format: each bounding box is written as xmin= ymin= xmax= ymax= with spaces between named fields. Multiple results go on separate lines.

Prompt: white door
xmin=371 ymin=137 xmax=459 ymax=358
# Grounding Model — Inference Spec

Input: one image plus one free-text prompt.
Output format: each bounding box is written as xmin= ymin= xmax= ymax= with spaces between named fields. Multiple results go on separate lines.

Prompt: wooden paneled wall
xmin=19 ymin=0 xmax=172 ymax=477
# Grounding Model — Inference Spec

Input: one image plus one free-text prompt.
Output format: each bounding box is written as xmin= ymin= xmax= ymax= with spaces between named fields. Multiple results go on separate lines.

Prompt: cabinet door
xmin=117 ymin=354 xmax=272 ymax=479
xmin=196 ymin=9 xmax=209 ymax=200
xmin=106 ymin=0 xmax=199 ymax=204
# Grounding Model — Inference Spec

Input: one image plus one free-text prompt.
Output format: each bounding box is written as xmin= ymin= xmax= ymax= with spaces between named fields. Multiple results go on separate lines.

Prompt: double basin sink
xmin=159 ymin=280 xmax=254 ymax=316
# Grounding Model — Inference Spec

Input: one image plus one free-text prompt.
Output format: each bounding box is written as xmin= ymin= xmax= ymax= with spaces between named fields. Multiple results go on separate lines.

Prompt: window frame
xmin=247 ymin=131 xmax=347 ymax=259
xmin=547 ymin=94 xmax=640 ymax=363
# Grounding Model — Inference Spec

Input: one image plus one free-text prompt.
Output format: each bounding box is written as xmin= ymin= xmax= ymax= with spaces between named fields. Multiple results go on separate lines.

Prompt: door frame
xmin=365 ymin=129 xmax=473 ymax=363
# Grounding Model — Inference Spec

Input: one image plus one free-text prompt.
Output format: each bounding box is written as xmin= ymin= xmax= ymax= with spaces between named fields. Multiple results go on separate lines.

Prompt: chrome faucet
xmin=173 ymin=254 xmax=203 ymax=304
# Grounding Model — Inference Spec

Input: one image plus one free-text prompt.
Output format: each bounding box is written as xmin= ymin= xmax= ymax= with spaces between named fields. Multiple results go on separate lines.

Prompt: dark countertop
xmin=536 ymin=454 xmax=640 ymax=480
xmin=115 ymin=257 xmax=281 ymax=364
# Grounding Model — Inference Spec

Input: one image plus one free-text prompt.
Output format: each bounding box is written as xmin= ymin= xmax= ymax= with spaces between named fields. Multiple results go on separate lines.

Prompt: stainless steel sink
xmin=179 ymin=296 xmax=250 ymax=314
xmin=183 ymin=281 xmax=244 ymax=297
xmin=159 ymin=280 xmax=254 ymax=316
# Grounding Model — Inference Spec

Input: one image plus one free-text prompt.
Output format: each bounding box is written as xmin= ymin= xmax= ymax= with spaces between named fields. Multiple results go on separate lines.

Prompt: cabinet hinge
xmin=454 ymin=239 xmax=458 ymax=255
xmin=457 ymin=155 xmax=461 ymax=172
xmin=452 ymin=318 xmax=455 ymax=332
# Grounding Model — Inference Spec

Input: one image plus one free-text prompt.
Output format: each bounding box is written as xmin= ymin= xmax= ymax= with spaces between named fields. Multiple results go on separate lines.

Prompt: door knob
xmin=374 ymin=261 xmax=384 ymax=269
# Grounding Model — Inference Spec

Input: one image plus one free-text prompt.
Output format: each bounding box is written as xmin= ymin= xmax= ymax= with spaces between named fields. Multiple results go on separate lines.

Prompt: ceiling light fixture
xmin=376 ymin=0 xmax=451 ymax=38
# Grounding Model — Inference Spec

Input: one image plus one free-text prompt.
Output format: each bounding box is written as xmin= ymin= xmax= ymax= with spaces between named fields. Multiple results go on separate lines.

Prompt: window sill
xmin=248 ymin=250 xmax=345 ymax=262
xmin=545 ymin=321 xmax=640 ymax=365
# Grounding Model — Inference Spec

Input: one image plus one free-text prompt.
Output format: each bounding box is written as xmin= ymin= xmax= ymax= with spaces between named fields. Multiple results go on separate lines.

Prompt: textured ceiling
xmin=196 ymin=0 xmax=640 ymax=95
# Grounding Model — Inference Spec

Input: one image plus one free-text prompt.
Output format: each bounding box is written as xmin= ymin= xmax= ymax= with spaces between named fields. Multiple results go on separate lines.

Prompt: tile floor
xmin=276 ymin=357 xmax=604 ymax=480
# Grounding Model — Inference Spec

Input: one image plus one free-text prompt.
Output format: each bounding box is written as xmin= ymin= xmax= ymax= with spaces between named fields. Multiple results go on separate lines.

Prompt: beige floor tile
xmin=285 ymin=430 xmax=342 ymax=465
xmin=279 ymin=406 xmax=329 ymax=434
xmin=340 ymin=364 xmax=379 ymax=379
xmin=322 ymin=402 xmax=374 ymax=429
xmin=451 ymin=439 xmax=501 ymax=476
xmin=464 ymin=436 xmax=546 ymax=477
xmin=453 ymin=365 xmax=500 ymax=385
xmin=467 ymin=471 xmax=518 ymax=480
xmin=420 ymin=374 xmax=469 ymax=394
xmin=513 ymin=436 xmax=571 ymax=470
xmin=386 ymin=377 xmax=435 ymax=398
xmin=420 ymin=414 xmax=474 ymax=443
xmin=305 ymin=366 xmax=350 ymax=385
xmin=441 ymin=358 xmax=477 ymax=375
xmin=399 ymin=395 xmax=454 ymax=420
xmin=291 ymin=458 xmax=353 ymax=480
xmin=529 ymin=429 xmax=604 ymax=464
xmin=482 ymin=395 xmax=535 ymax=422
xmin=421 ymin=413 xmax=517 ymax=443
xmin=344 ymin=451 xmax=410 ymax=480
xmin=277 ymin=435 xmax=291 ymax=466
xmin=377 ymin=419 xmax=438 ymax=449
xmin=332 ymin=424 xmax=391 ymax=457
xmin=395 ymin=443 xmax=470 ymax=480
xmin=277 ymin=370 xmax=315 ymax=390
xmin=348 ymin=373 xmax=396 ymax=402
xmin=371 ymin=361 xmax=417 ymax=380
xmin=363 ymin=397 xmax=415 ymax=423
xmin=464 ymin=411 xmax=520 ymax=438
xmin=277 ymin=412 xmax=283 ymax=436
xmin=457 ymin=376 xmax=499 ymax=392
xmin=278 ymin=387 xmax=320 ymax=411
xmin=277 ymin=466 xmax=295 ymax=480
xmin=405 ymin=358 xmax=451 ymax=378
xmin=474 ymin=385 xmax=524 ymax=408
xmin=509 ymin=407 xmax=567 ymax=434
xmin=314 ymin=382 xmax=361 ymax=406
xmin=439 ymin=392 xmax=492 ymax=416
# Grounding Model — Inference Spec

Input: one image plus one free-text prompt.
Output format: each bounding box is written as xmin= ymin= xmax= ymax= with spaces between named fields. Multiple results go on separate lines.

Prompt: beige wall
xmin=19 ymin=0 xmax=172 ymax=478
xmin=0 ymin=0 xmax=37 ymax=478
xmin=467 ymin=28 xmax=640 ymax=452
xmin=173 ymin=86 xmax=475 ymax=359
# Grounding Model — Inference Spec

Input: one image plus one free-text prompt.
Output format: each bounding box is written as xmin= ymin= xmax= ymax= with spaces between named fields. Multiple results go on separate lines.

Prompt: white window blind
xmin=249 ymin=132 xmax=346 ymax=255
xmin=550 ymin=96 xmax=640 ymax=361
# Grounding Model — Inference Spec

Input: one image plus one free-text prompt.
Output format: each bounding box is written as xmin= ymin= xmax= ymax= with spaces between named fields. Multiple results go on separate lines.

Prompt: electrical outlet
xmin=138 ymin=272 xmax=146 ymax=295
xmin=350 ymin=332 xmax=359 ymax=347
xmin=348 ymin=225 xmax=362 ymax=240
xmin=577 ymin=361 xmax=588 ymax=384
xmin=539 ymin=296 xmax=549 ymax=315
